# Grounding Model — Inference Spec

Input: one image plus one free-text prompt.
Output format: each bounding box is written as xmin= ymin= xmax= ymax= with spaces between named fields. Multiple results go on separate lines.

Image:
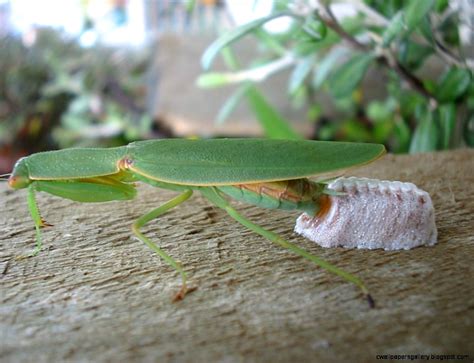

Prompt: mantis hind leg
xmin=201 ymin=187 xmax=374 ymax=308
xmin=132 ymin=189 xmax=194 ymax=301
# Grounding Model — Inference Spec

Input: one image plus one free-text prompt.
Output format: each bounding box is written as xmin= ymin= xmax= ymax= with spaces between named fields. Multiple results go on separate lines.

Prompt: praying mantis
xmin=6 ymin=138 xmax=385 ymax=306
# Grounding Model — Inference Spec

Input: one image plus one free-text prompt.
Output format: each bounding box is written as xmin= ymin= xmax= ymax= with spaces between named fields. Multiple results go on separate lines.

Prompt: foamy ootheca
xmin=294 ymin=177 xmax=437 ymax=251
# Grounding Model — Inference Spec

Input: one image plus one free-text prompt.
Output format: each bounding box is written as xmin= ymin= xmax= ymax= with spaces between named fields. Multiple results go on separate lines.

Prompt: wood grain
xmin=1 ymin=149 xmax=473 ymax=362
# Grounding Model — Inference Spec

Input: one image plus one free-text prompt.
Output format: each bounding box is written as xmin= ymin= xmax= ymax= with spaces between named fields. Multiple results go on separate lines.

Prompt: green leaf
xmin=436 ymin=68 xmax=472 ymax=102
xmin=302 ymin=16 xmax=327 ymax=41
xmin=328 ymin=53 xmax=375 ymax=99
xmin=404 ymin=0 xmax=435 ymax=31
xmin=220 ymin=46 xmax=238 ymax=70
xmin=215 ymin=84 xmax=249 ymax=125
xmin=293 ymin=41 xmax=319 ymax=58
xmin=201 ymin=12 xmax=295 ymax=70
xmin=197 ymin=55 xmax=295 ymax=88
xmin=467 ymin=82 xmax=474 ymax=109
xmin=393 ymin=117 xmax=411 ymax=153
xmin=398 ymin=40 xmax=433 ymax=70
xmin=254 ymin=29 xmax=286 ymax=56
xmin=245 ymin=86 xmax=302 ymax=140
xmin=340 ymin=13 xmax=366 ymax=34
xmin=464 ymin=114 xmax=474 ymax=147
xmin=418 ymin=17 xmax=435 ymax=44
xmin=382 ymin=11 xmax=404 ymax=46
xmin=306 ymin=104 xmax=322 ymax=122
xmin=437 ymin=103 xmax=456 ymax=149
xmin=340 ymin=119 xmax=371 ymax=142
xmin=214 ymin=46 xmax=301 ymax=139
xmin=196 ymin=73 xmax=236 ymax=88
xmin=373 ymin=120 xmax=394 ymax=143
xmin=367 ymin=101 xmax=392 ymax=122
xmin=409 ymin=109 xmax=439 ymax=153
xmin=435 ymin=0 xmax=449 ymax=12
xmin=290 ymin=86 xmax=308 ymax=108
xmin=313 ymin=48 xmax=348 ymax=88
xmin=438 ymin=13 xmax=460 ymax=46
xmin=288 ymin=56 xmax=314 ymax=95
xmin=292 ymin=26 xmax=340 ymax=57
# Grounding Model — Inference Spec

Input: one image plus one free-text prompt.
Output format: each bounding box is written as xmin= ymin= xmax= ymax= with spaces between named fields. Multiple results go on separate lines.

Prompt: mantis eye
xmin=8 ymin=175 xmax=31 ymax=189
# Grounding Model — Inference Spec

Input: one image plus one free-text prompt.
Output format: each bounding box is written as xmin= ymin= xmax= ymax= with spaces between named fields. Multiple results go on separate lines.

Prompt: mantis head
xmin=8 ymin=157 xmax=31 ymax=189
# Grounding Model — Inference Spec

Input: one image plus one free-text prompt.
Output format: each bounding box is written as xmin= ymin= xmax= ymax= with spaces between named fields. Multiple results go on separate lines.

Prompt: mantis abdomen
xmin=217 ymin=178 xmax=325 ymax=215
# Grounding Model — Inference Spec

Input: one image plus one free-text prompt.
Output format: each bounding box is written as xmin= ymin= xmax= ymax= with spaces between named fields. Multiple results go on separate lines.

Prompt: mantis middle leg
xmin=132 ymin=189 xmax=193 ymax=301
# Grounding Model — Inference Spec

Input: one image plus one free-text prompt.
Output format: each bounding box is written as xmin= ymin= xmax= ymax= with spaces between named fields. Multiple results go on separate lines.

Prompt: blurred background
xmin=0 ymin=0 xmax=473 ymax=174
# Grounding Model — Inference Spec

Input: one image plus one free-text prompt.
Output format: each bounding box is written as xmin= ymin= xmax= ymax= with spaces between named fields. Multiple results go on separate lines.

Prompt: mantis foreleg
xmin=201 ymin=187 xmax=374 ymax=308
xmin=18 ymin=183 xmax=45 ymax=258
xmin=132 ymin=189 xmax=193 ymax=301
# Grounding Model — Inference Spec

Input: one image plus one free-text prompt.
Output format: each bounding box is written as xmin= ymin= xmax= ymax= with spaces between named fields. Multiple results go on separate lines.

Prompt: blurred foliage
xmin=198 ymin=0 xmax=473 ymax=152
xmin=0 ymin=28 xmax=167 ymax=173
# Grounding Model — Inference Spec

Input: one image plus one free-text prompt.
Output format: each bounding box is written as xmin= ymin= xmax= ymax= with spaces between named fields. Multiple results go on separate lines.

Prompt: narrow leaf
xmin=394 ymin=117 xmax=411 ymax=153
xmin=464 ymin=114 xmax=474 ymax=147
xmin=404 ymin=0 xmax=435 ymax=31
xmin=328 ymin=53 xmax=375 ymax=99
xmin=436 ymin=68 xmax=472 ymax=102
xmin=245 ymin=86 xmax=302 ymax=140
xmin=437 ymin=103 xmax=456 ymax=149
xmin=254 ymin=29 xmax=286 ymax=56
xmin=435 ymin=0 xmax=449 ymax=12
xmin=215 ymin=84 xmax=249 ymax=125
xmin=383 ymin=11 xmax=404 ymax=46
xmin=288 ymin=56 xmax=314 ymax=95
xmin=196 ymin=73 xmax=237 ymax=88
xmin=418 ymin=17 xmax=435 ymax=44
xmin=409 ymin=110 xmax=439 ymax=153
xmin=201 ymin=12 xmax=294 ymax=70
xmin=302 ymin=17 xmax=327 ymax=41
xmin=197 ymin=55 xmax=295 ymax=88
xmin=398 ymin=40 xmax=433 ymax=70
xmin=313 ymin=48 xmax=348 ymax=88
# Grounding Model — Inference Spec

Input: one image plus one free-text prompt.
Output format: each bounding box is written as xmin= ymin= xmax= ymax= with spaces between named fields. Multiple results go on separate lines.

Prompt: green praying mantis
xmin=6 ymin=138 xmax=385 ymax=307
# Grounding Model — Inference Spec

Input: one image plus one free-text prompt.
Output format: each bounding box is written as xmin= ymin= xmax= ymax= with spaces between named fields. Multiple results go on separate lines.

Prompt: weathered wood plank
xmin=1 ymin=149 xmax=473 ymax=362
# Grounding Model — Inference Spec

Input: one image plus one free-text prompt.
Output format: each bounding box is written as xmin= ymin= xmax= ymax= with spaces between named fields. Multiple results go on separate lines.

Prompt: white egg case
xmin=294 ymin=177 xmax=437 ymax=250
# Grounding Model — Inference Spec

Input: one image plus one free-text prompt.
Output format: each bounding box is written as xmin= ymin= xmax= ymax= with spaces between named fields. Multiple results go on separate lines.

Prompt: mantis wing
xmin=127 ymin=139 xmax=385 ymax=186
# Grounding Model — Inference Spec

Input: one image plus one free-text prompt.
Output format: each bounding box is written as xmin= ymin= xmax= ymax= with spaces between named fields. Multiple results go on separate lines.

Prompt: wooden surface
xmin=1 ymin=149 xmax=473 ymax=363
